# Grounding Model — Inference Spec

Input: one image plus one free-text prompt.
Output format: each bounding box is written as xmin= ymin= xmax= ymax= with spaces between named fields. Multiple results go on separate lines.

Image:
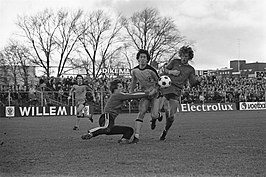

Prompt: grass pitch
xmin=0 ymin=110 xmax=266 ymax=177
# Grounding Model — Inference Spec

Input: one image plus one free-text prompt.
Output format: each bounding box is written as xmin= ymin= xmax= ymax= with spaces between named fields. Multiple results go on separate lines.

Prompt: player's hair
xmin=76 ymin=74 xmax=83 ymax=80
xmin=109 ymin=79 xmax=122 ymax=93
xmin=136 ymin=49 xmax=150 ymax=62
xmin=179 ymin=46 xmax=194 ymax=60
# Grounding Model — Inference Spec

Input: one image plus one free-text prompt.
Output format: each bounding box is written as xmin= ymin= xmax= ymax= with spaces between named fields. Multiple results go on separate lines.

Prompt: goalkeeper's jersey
xmin=104 ymin=92 xmax=147 ymax=118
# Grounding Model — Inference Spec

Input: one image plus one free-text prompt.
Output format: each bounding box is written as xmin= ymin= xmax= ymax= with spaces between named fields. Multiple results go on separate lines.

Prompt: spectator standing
xmin=58 ymin=86 xmax=64 ymax=103
xmin=28 ymin=85 xmax=36 ymax=106
xmin=199 ymin=92 xmax=205 ymax=104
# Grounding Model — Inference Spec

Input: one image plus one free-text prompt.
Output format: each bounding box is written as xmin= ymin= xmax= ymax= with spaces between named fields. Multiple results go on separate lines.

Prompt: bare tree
xmin=121 ymin=8 xmax=187 ymax=67
xmin=74 ymin=10 xmax=123 ymax=78
xmin=120 ymin=43 xmax=135 ymax=70
xmin=0 ymin=52 xmax=9 ymax=88
xmin=9 ymin=42 xmax=33 ymax=90
xmin=53 ymin=9 xmax=83 ymax=77
xmin=2 ymin=47 xmax=20 ymax=90
xmin=2 ymin=42 xmax=33 ymax=90
xmin=17 ymin=9 xmax=61 ymax=77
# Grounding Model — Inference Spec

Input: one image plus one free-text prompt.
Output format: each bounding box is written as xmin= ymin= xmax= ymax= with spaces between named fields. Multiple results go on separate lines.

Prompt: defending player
xmin=81 ymin=79 xmax=153 ymax=144
xmin=160 ymin=46 xmax=201 ymax=140
xmin=68 ymin=75 xmax=94 ymax=130
xmin=130 ymin=49 xmax=163 ymax=144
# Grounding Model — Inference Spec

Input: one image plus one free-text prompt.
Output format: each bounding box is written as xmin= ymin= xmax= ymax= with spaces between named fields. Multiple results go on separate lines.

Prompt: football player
xmin=81 ymin=79 xmax=154 ymax=144
xmin=68 ymin=75 xmax=94 ymax=130
xmin=130 ymin=49 xmax=163 ymax=144
xmin=160 ymin=46 xmax=202 ymax=140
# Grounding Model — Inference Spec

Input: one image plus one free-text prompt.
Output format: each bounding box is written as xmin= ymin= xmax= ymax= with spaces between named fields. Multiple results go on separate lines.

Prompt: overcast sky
xmin=0 ymin=0 xmax=266 ymax=70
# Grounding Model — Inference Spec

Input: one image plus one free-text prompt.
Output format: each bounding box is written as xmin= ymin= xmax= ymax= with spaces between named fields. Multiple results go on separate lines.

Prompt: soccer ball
xmin=158 ymin=75 xmax=171 ymax=88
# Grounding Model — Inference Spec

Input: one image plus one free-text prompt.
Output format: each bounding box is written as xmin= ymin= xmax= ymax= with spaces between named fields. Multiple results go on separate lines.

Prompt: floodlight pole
xmin=237 ymin=38 xmax=240 ymax=72
xmin=8 ymin=90 xmax=11 ymax=106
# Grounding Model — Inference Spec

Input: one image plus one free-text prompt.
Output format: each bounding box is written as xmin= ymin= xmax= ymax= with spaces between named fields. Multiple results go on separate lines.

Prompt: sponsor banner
xmin=5 ymin=106 xmax=15 ymax=117
xmin=179 ymin=103 xmax=236 ymax=112
xmin=100 ymin=67 xmax=130 ymax=76
xmin=255 ymin=71 xmax=266 ymax=79
xmin=1 ymin=105 xmax=94 ymax=117
xmin=81 ymin=105 xmax=94 ymax=117
xmin=239 ymin=102 xmax=266 ymax=111
xmin=17 ymin=106 xmax=76 ymax=117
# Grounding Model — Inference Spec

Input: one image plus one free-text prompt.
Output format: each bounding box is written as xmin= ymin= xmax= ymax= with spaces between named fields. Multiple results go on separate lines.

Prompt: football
xmin=158 ymin=75 xmax=171 ymax=88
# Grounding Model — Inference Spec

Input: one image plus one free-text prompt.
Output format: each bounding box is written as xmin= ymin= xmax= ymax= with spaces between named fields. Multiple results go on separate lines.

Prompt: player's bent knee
xmin=151 ymin=112 xmax=160 ymax=119
xmin=77 ymin=104 xmax=84 ymax=112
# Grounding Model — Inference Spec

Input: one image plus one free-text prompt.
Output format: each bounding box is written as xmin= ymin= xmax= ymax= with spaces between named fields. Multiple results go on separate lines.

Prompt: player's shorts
xmin=99 ymin=113 xmax=115 ymax=129
xmin=89 ymin=113 xmax=116 ymax=135
xmin=138 ymin=97 xmax=151 ymax=113
xmin=76 ymin=99 xmax=86 ymax=106
xmin=161 ymin=84 xmax=182 ymax=100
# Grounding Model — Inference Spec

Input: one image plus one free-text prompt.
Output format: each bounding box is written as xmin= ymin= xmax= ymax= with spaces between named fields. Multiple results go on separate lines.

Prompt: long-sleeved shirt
xmin=104 ymin=92 xmax=147 ymax=118
xmin=166 ymin=58 xmax=199 ymax=88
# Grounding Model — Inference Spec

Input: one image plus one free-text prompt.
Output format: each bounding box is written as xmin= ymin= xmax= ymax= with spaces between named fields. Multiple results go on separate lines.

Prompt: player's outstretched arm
xmin=120 ymin=92 xmax=148 ymax=101
xmin=165 ymin=68 xmax=180 ymax=76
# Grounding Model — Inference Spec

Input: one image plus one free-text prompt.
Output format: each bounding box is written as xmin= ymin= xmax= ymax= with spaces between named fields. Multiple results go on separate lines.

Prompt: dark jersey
xmin=166 ymin=59 xmax=198 ymax=88
xmin=162 ymin=59 xmax=199 ymax=96
xmin=131 ymin=65 xmax=159 ymax=91
xmin=104 ymin=92 xmax=147 ymax=118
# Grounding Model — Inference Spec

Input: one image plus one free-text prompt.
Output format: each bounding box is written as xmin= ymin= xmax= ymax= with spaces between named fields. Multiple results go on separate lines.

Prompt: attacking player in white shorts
xmin=130 ymin=49 xmax=163 ymax=144
xmin=68 ymin=75 xmax=94 ymax=130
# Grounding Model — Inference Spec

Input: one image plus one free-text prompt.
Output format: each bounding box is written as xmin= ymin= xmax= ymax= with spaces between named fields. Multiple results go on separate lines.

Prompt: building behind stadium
xmin=195 ymin=59 xmax=266 ymax=79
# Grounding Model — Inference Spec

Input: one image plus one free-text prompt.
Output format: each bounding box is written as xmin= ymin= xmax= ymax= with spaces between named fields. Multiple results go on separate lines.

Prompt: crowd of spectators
xmin=182 ymin=75 xmax=266 ymax=104
xmin=0 ymin=75 xmax=265 ymax=111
